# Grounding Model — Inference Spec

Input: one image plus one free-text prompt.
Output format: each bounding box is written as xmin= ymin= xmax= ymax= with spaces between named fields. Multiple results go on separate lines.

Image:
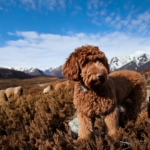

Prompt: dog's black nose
xmin=97 ymin=73 xmax=105 ymax=79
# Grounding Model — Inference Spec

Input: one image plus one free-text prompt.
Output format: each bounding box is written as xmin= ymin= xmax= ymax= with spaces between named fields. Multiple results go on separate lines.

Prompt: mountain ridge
xmin=2 ymin=51 xmax=150 ymax=77
xmin=0 ymin=68 xmax=34 ymax=79
xmin=110 ymin=51 xmax=150 ymax=72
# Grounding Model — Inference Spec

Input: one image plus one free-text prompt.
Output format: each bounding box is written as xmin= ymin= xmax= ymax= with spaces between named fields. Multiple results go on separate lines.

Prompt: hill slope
xmin=0 ymin=68 xmax=34 ymax=79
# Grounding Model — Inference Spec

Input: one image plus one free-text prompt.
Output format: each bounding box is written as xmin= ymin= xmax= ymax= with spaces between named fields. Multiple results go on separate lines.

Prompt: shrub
xmin=0 ymin=81 xmax=150 ymax=150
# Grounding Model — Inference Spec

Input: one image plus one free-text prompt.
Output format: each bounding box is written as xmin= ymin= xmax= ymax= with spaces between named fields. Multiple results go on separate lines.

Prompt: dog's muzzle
xmin=97 ymin=73 xmax=105 ymax=80
xmin=96 ymin=73 xmax=106 ymax=85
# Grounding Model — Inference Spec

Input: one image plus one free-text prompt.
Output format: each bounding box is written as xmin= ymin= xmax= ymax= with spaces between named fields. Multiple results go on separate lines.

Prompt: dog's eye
xmin=82 ymin=60 xmax=89 ymax=67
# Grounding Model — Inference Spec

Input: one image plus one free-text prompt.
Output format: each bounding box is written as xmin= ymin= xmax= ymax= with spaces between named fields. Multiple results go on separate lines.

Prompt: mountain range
xmin=110 ymin=51 xmax=150 ymax=72
xmin=2 ymin=51 xmax=150 ymax=77
xmin=0 ymin=68 xmax=33 ymax=79
xmin=5 ymin=66 xmax=64 ymax=77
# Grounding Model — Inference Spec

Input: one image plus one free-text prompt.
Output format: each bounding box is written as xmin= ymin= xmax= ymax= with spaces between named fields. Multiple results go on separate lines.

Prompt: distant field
xmin=0 ymin=76 xmax=66 ymax=94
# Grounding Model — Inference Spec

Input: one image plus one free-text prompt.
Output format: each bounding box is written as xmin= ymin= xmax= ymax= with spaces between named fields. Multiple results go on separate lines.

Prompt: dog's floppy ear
xmin=99 ymin=51 xmax=110 ymax=74
xmin=62 ymin=53 xmax=80 ymax=81
xmin=103 ymin=57 xmax=110 ymax=73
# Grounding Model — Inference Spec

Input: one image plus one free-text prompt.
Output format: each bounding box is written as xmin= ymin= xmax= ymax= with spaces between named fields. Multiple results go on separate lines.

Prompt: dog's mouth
xmin=89 ymin=81 xmax=100 ymax=88
xmin=89 ymin=77 xmax=106 ymax=88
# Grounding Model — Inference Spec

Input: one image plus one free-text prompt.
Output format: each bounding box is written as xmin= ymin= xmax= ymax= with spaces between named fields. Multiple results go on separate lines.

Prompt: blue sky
xmin=0 ymin=0 xmax=150 ymax=69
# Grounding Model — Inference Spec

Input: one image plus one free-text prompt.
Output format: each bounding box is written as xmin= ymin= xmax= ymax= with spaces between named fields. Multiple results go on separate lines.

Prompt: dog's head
xmin=62 ymin=45 xmax=110 ymax=89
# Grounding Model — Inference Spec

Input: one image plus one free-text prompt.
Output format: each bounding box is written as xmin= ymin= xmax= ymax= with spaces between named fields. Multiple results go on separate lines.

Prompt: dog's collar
xmin=80 ymin=85 xmax=88 ymax=92
xmin=80 ymin=84 xmax=101 ymax=92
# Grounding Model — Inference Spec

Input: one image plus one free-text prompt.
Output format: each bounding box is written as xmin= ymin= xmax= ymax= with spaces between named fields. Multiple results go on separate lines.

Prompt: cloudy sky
xmin=0 ymin=0 xmax=150 ymax=69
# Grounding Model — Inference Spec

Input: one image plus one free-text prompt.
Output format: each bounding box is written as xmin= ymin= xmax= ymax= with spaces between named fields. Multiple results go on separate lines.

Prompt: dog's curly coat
xmin=62 ymin=45 xmax=147 ymax=140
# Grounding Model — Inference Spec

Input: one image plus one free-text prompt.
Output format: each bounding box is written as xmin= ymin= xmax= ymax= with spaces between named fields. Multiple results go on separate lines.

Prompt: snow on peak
xmin=132 ymin=50 xmax=146 ymax=56
xmin=130 ymin=51 xmax=150 ymax=66
xmin=110 ymin=50 xmax=150 ymax=71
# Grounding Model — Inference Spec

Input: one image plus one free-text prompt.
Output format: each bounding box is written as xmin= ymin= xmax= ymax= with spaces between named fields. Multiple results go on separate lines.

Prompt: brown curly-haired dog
xmin=62 ymin=45 xmax=147 ymax=140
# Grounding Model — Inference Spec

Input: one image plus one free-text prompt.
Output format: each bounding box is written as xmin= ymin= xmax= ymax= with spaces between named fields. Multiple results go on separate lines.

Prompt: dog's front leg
xmin=77 ymin=111 xmax=94 ymax=140
xmin=104 ymin=107 xmax=119 ymax=140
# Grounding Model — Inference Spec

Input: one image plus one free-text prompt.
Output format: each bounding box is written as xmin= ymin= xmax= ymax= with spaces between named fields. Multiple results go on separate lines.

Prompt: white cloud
xmin=72 ymin=6 xmax=82 ymax=15
xmin=87 ymin=0 xmax=99 ymax=9
xmin=99 ymin=1 xmax=104 ymax=6
xmin=105 ymin=16 xmax=112 ymax=22
xmin=91 ymin=18 xmax=101 ymax=26
xmin=87 ymin=1 xmax=150 ymax=35
xmin=128 ymin=11 xmax=150 ymax=31
xmin=15 ymin=31 xmax=39 ymax=39
xmin=21 ymin=0 xmax=36 ymax=9
xmin=138 ymin=23 xmax=148 ymax=33
xmin=131 ymin=19 xmax=142 ymax=26
xmin=115 ymin=15 xmax=120 ymax=21
xmin=87 ymin=0 xmax=111 ymax=9
xmin=38 ymin=0 xmax=67 ymax=10
xmin=138 ymin=11 xmax=150 ymax=22
xmin=100 ymin=9 xmax=106 ymax=16
xmin=0 ymin=31 xmax=150 ymax=69
xmin=102 ymin=11 xmax=150 ymax=35
xmin=87 ymin=11 xmax=100 ymax=17
xmin=40 ymin=0 xmax=66 ymax=10
xmin=110 ymin=12 xmax=115 ymax=16
xmin=0 ymin=0 xmax=68 ymax=10
xmin=58 ymin=0 xmax=66 ymax=9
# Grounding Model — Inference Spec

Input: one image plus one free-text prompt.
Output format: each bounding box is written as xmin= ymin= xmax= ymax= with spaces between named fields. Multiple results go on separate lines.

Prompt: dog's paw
xmin=109 ymin=128 xmax=123 ymax=142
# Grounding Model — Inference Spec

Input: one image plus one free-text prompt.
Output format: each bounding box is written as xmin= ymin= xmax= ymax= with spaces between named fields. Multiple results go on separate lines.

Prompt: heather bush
xmin=0 ymin=80 xmax=150 ymax=150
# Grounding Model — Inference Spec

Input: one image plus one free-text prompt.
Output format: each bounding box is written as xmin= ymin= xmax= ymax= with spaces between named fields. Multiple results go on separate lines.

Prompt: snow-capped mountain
xmin=3 ymin=51 xmax=150 ymax=77
xmin=0 ymin=68 xmax=33 ymax=79
xmin=110 ymin=51 xmax=150 ymax=72
xmin=9 ymin=67 xmax=45 ymax=76
xmin=7 ymin=67 xmax=36 ymax=74
xmin=7 ymin=66 xmax=64 ymax=77
xmin=48 ymin=65 xmax=63 ymax=77
xmin=43 ymin=67 xmax=54 ymax=75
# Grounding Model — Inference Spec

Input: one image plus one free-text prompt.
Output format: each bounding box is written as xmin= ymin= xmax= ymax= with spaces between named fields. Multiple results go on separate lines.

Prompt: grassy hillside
xmin=0 ymin=77 xmax=150 ymax=149
xmin=0 ymin=76 xmax=66 ymax=94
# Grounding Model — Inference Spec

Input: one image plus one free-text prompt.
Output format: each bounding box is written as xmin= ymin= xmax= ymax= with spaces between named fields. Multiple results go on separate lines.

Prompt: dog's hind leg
xmin=124 ymin=84 xmax=147 ymax=121
xmin=77 ymin=112 xmax=94 ymax=140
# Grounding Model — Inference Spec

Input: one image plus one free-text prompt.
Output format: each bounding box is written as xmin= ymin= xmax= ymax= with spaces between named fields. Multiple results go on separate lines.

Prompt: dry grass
xmin=0 ymin=76 xmax=60 ymax=89
xmin=0 ymin=76 xmax=150 ymax=150
xmin=0 ymin=76 xmax=66 ymax=95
